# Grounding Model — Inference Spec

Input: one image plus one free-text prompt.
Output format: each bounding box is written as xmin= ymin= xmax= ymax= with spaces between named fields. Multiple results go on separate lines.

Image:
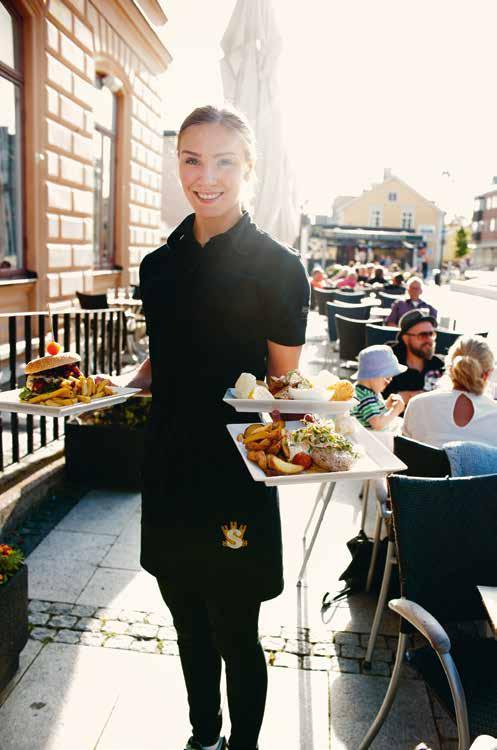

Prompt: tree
xmin=455 ymin=226 xmax=469 ymax=258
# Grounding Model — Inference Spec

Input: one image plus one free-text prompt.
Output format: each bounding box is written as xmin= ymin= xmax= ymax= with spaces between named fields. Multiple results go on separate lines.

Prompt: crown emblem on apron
xmin=221 ymin=521 xmax=248 ymax=549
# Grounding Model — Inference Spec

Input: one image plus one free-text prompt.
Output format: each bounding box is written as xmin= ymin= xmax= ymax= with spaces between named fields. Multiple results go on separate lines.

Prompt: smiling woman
xmin=125 ymin=103 xmax=310 ymax=750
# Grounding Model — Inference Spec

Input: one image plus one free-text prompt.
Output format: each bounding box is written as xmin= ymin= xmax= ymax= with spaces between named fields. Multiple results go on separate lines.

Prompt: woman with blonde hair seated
xmin=402 ymin=335 xmax=497 ymax=448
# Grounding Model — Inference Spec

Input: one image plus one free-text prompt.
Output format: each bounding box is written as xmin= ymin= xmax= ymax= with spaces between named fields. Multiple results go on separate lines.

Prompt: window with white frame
xmin=388 ymin=192 xmax=397 ymax=202
xmin=93 ymin=75 xmax=118 ymax=269
xmin=0 ymin=1 xmax=23 ymax=275
xmin=401 ymin=209 xmax=414 ymax=230
xmin=490 ymin=218 xmax=496 ymax=232
xmin=369 ymin=208 xmax=382 ymax=228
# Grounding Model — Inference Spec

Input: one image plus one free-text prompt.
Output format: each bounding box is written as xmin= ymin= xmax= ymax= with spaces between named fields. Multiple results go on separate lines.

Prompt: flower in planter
xmin=0 ymin=544 xmax=24 ymax=584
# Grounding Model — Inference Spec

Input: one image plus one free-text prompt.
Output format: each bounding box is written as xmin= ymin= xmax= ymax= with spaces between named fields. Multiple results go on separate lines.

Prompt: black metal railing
xmin=0 ymin=308 xmax=126 ymax=473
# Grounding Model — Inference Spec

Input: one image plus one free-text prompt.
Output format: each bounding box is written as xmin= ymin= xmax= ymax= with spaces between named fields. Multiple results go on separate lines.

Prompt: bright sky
xmin=160 ymin=0 xmax=497 ymax=222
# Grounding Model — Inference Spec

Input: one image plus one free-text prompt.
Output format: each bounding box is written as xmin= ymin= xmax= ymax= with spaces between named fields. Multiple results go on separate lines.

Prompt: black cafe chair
xmin=435 ymin=329 xmax=489 ymax=357
xmin=382 ymin=285 xmax=406 ymax=296
xmin=378 ymin=291 xmax=402 ymax=309
xmin=365 ymin=323 xmax=399 ymax=347
xmin=76 ymin=291 xmax=109 ymax=310
xmin=326 ymin=301 xmax=371 ymax=343
xmin=335 ymin=314 xmax=379 ymax=366
xmin=333 ymin=289 xmax=366 ymax=305
xmin=359 ymin=473 xmax=497 ymax=750
xmin=363 ymin=436 xmax=452 ymax=668
xmin=313 ymin=287 xmax=336 ymax=316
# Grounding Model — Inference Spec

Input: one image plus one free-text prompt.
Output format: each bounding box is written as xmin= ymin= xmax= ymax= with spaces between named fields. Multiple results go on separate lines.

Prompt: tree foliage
xmin=455 ymin=227 xmax=469 ymax=258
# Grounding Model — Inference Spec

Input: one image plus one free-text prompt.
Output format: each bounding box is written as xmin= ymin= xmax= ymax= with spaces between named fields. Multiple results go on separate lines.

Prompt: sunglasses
xmin=404 ymin=331 xmax=437 ymax=339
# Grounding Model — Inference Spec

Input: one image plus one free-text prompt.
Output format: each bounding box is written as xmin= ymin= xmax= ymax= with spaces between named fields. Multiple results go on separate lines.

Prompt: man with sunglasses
xmin=383 ymin=310 xmax=444 ymax=404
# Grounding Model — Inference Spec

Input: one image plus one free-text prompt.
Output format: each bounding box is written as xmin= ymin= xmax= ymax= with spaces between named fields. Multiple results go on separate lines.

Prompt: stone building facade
xmin=0 ymin=0 xmax=170 ymax=326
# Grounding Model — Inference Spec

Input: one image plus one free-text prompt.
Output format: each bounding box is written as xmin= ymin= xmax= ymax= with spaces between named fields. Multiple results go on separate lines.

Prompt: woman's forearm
xmin=126 ymin=357 xmax=152 ymax=390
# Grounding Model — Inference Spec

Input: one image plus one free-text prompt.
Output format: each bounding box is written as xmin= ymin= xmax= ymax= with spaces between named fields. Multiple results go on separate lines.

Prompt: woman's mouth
xmin=194 ymin=191 xmax=223 ymax=204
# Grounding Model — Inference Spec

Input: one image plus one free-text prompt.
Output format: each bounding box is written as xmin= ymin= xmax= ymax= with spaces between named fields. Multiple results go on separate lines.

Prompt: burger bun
xmin=25 ymin=352 xmax=81 ymax=375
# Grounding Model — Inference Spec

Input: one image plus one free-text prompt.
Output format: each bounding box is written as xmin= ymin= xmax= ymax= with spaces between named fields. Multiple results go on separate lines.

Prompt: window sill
xmin=0 ymin=277 xmax=37 ymax=287
xmin=90 ymin=269 xmax=122 ymax=277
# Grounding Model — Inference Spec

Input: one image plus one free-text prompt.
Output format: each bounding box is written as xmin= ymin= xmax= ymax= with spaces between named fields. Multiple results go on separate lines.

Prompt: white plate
xmin=227 ymin=421 xmax=407 ymax=486
xmin=0 ymin=387 xmax=142 ymax=418
xmin=223 ymin=389 xmax=355 ymax=415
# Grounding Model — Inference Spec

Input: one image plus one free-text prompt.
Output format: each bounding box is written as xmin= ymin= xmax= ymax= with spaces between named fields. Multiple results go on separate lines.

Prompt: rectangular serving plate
xmin=0 ymin=387 xmax=142 ymax=418
xmin=227 ymin=421 xmax=407 ymax=487
xmin=223 ymin=389 xmax=355 ymax=415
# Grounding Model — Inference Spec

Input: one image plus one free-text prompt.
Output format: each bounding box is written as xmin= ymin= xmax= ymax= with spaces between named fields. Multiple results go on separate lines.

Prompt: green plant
xmin=455 ymin=226 xmax=469 ymax=258
xmin=0 ymin=544 xmax=24 ymax=584
xmin=75 ymin=397 xmax=151 ymax=428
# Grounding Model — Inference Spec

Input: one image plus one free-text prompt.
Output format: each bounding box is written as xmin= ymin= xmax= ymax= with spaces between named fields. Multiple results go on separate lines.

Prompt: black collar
xmin=167 ymin=211 xmax=254 ymax=256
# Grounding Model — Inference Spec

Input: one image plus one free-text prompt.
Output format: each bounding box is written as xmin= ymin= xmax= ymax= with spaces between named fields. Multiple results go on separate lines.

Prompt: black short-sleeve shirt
xmin=138 ymin=212 xmax=310 ymax=599
xmin=383 ymin=342 xmax=444 ymax=397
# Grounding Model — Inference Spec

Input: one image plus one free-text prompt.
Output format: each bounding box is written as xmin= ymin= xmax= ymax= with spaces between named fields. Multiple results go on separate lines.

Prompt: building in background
xmin=331 ymin=169 xmax=445 ymax=269
xmin=471 ymin=178 xmax=497 ymax=268
xmin=0 ymin=0 xmax=171 ymax=325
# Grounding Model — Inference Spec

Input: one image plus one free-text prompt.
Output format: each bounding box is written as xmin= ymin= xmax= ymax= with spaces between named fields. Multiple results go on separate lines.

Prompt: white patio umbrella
xmin=220 ymin=0 xmax=299 ymax=246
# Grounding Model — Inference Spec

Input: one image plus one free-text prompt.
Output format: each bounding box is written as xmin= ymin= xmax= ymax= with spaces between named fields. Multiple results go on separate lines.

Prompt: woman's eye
xmin=218 ymin=158 xmax=235 ymax=167
xmin=185 ymin=157 xmax=199 ymax=165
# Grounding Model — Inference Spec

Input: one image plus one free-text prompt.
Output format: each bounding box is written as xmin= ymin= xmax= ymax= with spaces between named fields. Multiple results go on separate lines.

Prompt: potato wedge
xmin=281 ymin=436 xmax=290 ymax=459
xmin=267 ymin=454 xmax=305 ymax=475
xmin=255 ymin=451 xmax=268 ymax=471
xmin=243 ymin=423 xmax=265 ymax=439
xmin=267 ymin=440 xmax=282 ymax=455
xmin=245 ymin=438 xmax=271 ymax=451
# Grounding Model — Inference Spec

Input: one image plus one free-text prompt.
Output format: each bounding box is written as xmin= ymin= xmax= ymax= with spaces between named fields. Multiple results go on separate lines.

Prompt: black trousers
xmin=156 ymin=577 xmax=267 ymax=750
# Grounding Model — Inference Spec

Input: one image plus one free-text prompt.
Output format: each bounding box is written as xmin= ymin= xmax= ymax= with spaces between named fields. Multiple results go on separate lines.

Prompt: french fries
xmin=239 ymin=420 xmax=310 ymax=477
xmin=27 ymin=375 xmax=114 ymax=407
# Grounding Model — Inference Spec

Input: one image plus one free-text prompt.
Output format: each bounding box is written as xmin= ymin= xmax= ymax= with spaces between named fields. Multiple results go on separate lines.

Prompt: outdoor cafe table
xmin=227 ymin=420 xmax=407 ymax=585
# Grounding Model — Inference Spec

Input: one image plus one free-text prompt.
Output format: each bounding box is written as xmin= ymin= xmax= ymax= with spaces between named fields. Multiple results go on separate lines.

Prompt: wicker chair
xmin=359 ymin=473 xmax=497 ymax=750
xmin=326 ymin=301 xmax=371 ymax=343
xmin=365 ymin=322 xmax=399 ymax=347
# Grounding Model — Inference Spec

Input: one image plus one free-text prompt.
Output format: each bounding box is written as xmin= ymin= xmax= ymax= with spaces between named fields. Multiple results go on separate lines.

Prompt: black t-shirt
xmin=383 ymin=341 xmax=444 ymax=398
xmin=140 ymin=211 xmax=309 ymax=421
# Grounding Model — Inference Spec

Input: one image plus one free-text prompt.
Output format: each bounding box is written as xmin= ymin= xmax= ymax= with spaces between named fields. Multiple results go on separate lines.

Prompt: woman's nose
xmin=200 ymin=164 xmax=216 ymax=184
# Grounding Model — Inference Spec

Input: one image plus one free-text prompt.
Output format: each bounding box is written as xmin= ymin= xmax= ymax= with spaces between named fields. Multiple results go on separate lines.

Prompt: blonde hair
xmin=177 ymin=104 xmax=256 ymax=172
xmin=447 ymin=336 xmax=494 ymax=395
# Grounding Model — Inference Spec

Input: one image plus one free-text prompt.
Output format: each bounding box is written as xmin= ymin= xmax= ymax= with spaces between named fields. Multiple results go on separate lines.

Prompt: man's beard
xmin=409 ymin=341 xmax=434 ymax=359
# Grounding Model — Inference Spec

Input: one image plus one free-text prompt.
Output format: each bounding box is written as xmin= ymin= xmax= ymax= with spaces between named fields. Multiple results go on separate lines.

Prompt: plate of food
xmin=223 ymin=369 xmax=355 ymax=414
xmin=0 ymin=349 xmax=141 ymax=418
xmin=227 ymin=415 xmax=406 ymax=486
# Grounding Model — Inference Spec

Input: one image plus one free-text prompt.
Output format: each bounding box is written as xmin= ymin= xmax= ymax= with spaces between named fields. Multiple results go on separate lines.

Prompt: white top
xmin=402 ymin=388 xmax=497 ymax=448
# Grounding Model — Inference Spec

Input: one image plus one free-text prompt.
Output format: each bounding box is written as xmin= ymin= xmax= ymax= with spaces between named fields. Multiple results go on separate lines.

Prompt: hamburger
xmin=19 ymin=353 xmax=82 ymax=401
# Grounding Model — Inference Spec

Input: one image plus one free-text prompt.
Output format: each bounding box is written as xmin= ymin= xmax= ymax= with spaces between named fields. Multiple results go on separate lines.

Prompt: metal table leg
xmin=297 ymin=481 xmax=336 ymax=586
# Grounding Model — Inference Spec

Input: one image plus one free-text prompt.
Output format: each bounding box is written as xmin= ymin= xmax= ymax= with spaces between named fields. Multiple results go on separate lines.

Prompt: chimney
xmin=384 ymin=168 xmax=392 ymax=181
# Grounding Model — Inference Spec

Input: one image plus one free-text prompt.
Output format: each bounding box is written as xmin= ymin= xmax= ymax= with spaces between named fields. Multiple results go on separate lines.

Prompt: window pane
xmin=93 ymin=127 xmax=115 ymax=267
xmin=94 ymin=83 xmax=115 ymax=132
xmin=0 ymin=78 xmax=21 ymax=269
xmin=0 ymin=3 xmax=15 ymax=69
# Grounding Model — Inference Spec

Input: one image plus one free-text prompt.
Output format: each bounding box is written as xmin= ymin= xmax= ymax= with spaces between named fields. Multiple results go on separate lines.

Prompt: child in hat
xmin=351 ymin=345 xmax=406 ymax=430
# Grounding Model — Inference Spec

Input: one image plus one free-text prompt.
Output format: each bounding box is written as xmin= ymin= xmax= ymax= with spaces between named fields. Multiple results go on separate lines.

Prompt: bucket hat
xmin=357 ymin=345 xmax=407 ymax=380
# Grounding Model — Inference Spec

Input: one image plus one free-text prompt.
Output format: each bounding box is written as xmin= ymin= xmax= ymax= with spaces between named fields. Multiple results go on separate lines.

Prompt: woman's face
xmin=178 ymin=122 xmax=250 ymax=222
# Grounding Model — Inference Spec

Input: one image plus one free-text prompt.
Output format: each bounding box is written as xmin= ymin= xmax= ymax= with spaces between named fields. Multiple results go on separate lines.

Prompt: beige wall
xmin=337 ymin=176 xmax=443 ymax=264
xmin=1 ymin=0 xmax=170 ymax=325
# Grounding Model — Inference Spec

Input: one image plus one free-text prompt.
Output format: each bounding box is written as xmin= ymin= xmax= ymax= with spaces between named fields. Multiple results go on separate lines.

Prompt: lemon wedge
xmin=249 ymin=385 xmax=274 ymax=400
xmin=235 ymin=373 xmax=257 ymax=399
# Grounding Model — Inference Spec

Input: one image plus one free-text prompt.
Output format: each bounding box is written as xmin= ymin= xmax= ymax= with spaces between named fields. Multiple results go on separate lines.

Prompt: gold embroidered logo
xmin=221 ymin=521 xmax=248 ymax=549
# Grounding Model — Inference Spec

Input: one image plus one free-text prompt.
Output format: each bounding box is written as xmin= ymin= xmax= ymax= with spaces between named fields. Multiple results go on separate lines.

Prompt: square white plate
xmin=223 ymin=389 xmax=355 ymax=415
xmin=227 ymin=421 xmax=406 ymax=486
xmin=0 ymin=387 xmax=142 ymax=418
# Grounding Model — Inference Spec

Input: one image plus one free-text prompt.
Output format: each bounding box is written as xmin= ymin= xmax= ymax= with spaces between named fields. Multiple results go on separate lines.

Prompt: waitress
xmin=128 ymin=105 xmax=309 ymax=750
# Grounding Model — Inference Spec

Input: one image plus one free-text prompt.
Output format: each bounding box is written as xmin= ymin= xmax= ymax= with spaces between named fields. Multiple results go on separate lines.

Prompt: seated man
xmin=385 ymin=277 xmax=437 ymax=326
xmin=383 ymin=310 xmax=444 ymax=405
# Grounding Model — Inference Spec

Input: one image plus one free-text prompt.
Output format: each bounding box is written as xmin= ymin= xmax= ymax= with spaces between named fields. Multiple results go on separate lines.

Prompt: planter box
xmin=0 ymin=564 xmax=28 ymax=693
xmin=64 ymin=422 xmax=145 ymax=489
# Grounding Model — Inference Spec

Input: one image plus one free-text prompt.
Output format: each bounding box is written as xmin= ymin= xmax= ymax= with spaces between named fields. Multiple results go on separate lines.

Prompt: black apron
xmin=139 ymin=213 xmax=308 ymax=601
